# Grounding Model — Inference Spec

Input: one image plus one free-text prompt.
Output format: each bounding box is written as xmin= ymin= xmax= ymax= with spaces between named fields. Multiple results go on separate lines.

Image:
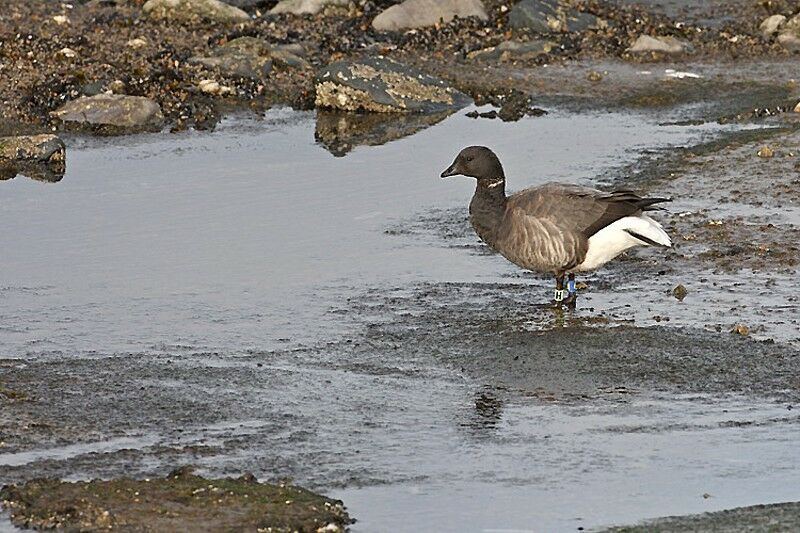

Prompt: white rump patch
xmin=575 ymin=215 xmax=671 ymax=272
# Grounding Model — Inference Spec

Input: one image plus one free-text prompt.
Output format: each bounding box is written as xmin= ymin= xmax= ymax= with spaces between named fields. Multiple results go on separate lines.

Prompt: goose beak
xmin=440 ymin=164 xmax=458 ymax=178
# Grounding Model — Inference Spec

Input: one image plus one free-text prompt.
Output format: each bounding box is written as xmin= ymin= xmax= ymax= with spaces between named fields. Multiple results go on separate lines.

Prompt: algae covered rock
xmin=316 ymin=56 xmax=472 ymax=113
xmin=0 ymin=469 xmax=353 ymax=531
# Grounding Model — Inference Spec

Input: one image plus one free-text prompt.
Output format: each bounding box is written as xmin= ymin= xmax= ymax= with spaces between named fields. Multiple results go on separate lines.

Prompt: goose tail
xmin=625 ymin=214 xmax=672 ymax=248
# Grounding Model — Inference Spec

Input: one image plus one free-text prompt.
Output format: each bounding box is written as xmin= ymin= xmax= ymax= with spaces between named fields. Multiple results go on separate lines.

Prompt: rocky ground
xmin=0 ymin=0 xmax=798 ymax=136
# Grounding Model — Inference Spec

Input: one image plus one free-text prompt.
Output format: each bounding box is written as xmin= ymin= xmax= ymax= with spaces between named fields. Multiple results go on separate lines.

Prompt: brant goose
xmin=441 ymin=146 xmax=671 ymax=306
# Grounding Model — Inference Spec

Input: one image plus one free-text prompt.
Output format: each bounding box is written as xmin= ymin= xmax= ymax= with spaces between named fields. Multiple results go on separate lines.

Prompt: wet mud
xmin=604 ymin=501 xmax=800 ymax=532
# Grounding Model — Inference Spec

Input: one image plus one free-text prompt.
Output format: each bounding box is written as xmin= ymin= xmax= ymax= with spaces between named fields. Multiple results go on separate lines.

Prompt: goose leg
xmin=553 ymin=275 xmax=567 ymax=306
xmin=562 ymin=273 xmax=578 ymax=309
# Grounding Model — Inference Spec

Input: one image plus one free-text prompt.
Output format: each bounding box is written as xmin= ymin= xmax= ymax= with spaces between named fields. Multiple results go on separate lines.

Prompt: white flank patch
xmin=575 ymin=215 xmax=671 ymax=272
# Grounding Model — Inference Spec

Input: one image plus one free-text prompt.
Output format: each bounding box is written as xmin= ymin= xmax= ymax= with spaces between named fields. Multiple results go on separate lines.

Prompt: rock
xmin=56 ymin=47 xmax=77 ymax=59
xmin=189 ymin=54 xmax=273 ymax=79
xmin=81 ymin=82 xmax=105 ymax=96
xmin=108 ymin=80 xmax=126 ymax=94
xmin=190 ymin=37 xmax=310 ymax=78
xmin=467 ymin=39 xmax=554 ymax=61
xmin=315 ymin=56 xmax=472 ymax=113
xmin=270 ymin=48 xmax=311 ymax=70
xmin=496 ymin=90 xmax=547 ymax=121
xmin=733 ymin=323 xmax=750 ymax=336
xmin=52 ymin=15 xmax=70 ymax=25
xmin=759 ymin=14 xmax=786 ymax=39
xmin=143 ymin=0 xmax=250 ymax=23
xmin=777 ymin=15 xmax=800 ymax=50
xmin=508 ymin=0 xmax=602 ymax=34
xmin=269 ymin=0 xmax=349 ymax=16
xmin=224 ymin=0 xmax=272 ymax=7
xmin=198 ymin=79 xmax=234 ymax=95
xmin=0 ymin=473 xmax=353 ymax=532
xmin=627 ymin=35 xmax=692 ymax=54
xmin=671 ymin=284 xmax=688 ymax=301
xmin=372 ymin=0 xmax=487 ymax=32
xmin=0 ymin=134 xmax=66 ymax=182
xmin=219 ymin=36 xmax=271 ymax=56
xmin=587 ymin=70 xmax=603 ymax=82
xmin=51 ymin=94 xmax=164 ymax=133
xmin=126 ymin=37 xmax=148 ymax=48
xmin=794 ymin=101 xmax=800 ymax=113
xmin=466 ymin=109 xmax=498 ymax=119
xmin=757 ymin=145 xmax=774 ymax=158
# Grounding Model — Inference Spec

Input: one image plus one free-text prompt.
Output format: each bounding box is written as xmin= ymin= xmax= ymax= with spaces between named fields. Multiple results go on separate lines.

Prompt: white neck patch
xmin=486 ymin=178 xmax=505 ymax=189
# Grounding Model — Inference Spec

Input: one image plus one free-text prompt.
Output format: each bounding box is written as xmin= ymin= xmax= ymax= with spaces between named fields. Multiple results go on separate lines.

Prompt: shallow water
xmin=0 ymin=108 xmax=740 ymax=357
xmin=1 ymin=107 xmax=798 ymax=531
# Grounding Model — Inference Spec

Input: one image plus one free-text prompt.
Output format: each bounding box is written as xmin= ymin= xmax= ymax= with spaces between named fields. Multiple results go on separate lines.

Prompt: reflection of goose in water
xmin=314 ymin=110 xmax=454 ymax=157
xmin=441 ymin=146 xmax=671 ymax=307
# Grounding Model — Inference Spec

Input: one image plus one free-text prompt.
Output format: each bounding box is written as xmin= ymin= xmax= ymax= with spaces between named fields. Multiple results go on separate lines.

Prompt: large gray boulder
xmin=508 ymin=0 xmax=602 ymax=34
xmin=372 ymin=0 xmax=487 ymax=32
xmin=315 ymin=56 xmax=472 ymax=113
xmin=143 ymin=0 xmax=250 ymax=23
xmin=51 ymin=94 xmax=164 ymax=133
xmin=627 ymin=35 xmax=692 ymax=54
xmin=269 ymin=0 xmax=349 ymax=15
xmin=0 ymin=134 xmax=66 ymax=182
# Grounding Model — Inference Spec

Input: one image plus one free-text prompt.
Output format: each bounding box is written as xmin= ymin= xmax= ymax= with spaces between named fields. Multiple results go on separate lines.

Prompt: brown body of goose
xmin=441 ymin=146 xmax=672 ymax=306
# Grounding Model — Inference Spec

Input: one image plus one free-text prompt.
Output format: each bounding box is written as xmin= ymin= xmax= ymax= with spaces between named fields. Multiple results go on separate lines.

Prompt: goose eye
xmin=465 ymin=157 xmax=473 ymax=162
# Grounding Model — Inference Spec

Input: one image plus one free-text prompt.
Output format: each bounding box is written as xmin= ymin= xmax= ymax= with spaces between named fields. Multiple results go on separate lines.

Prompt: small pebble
xmin=57 ymin=47 xmax=77 ymax=58
xmin=672 ymin=284 xmax=688 ymax=301
xmin=198 ymin=79 xmax=233 ymax=95
xmin=109 ymin=80 xmax=126 ymax=94
xmin=757 ymin=146 xmax=774 ymax=158
xmin=733 ymin=324 xmax=750 ymax=336
xmin=587 ymin=71 xmax=603 ymax=82
xmin=794 ymin=101 xmax=800 ymax=113
xmin=52 ymin=15 xmax=70 ymax=25
xmin=126 ymin=38 xmax=147 ymax=49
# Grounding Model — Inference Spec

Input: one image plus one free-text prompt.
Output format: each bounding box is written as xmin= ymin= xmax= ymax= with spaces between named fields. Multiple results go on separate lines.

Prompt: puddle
xmin=1 ymin=107 xmax=797 ymax=531
xmin=0 ymin=107 xmax=745 ymax=358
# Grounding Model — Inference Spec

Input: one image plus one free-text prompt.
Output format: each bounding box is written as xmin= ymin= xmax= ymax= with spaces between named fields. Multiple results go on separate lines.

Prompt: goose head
xmin=440 ymin=146 xmax=505 ymax=182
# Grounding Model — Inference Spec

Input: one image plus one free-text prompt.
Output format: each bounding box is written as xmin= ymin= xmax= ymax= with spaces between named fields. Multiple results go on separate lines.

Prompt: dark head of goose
xmin=440 ymin=145 xmax=505 ymax=187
